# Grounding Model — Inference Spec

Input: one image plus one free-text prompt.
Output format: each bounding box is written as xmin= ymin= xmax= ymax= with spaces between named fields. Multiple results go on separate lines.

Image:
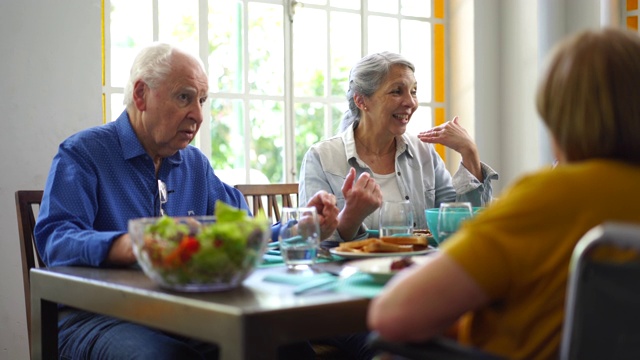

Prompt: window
xmin=625 ymin=0 xmax=639 ymax=31
xmin=103 ymin=0 xmax=446 ymax=184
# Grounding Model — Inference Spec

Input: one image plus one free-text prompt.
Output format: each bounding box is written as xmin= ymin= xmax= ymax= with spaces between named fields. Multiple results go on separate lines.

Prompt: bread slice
xmin=335 ymin=238 xmax=377 ymax=251
xmin=363 ymin=241 xmax=414 ymax=253
xmin=380 ymin=234 xmax=428 ymax=246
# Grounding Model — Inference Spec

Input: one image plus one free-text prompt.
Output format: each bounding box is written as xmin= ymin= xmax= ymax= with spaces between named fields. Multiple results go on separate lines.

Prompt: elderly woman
xmin=299 ymin=52 xmax=498 ymax=243
xmin=368 ymin=28 xmax=640 ymax=359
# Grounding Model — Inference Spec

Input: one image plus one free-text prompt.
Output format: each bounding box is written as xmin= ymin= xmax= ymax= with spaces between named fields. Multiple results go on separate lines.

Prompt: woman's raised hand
xmin=417 ymin=116 xmax=483 ymax=181
xmin=417 ymin=116 xmax=476 ymax=155
xmin=337 ymin=167 xmax=383 ymax=240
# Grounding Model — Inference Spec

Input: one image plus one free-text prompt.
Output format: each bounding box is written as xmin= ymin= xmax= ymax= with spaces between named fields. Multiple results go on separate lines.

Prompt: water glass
xmin=278 ymin=207 xmax=320 ymax=270
xmin=379 ymin=200 xmax=414 ymax=237
xmin=437 ymin=202 xmax=473 ymax=244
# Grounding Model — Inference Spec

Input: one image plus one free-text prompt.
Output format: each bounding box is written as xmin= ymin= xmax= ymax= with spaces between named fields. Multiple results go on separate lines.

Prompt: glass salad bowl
xmin=129 ymin=202 xmax=270 ymax=292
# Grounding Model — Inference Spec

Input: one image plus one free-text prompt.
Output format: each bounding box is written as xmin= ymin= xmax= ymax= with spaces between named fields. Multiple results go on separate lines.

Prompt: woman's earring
xmin=363 ymin=106 xmax=367 ymax=111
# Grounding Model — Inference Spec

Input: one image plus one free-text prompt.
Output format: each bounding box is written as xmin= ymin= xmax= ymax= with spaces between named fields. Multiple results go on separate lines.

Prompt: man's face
xmin=138 ymin=52 xmax=209 ymax=159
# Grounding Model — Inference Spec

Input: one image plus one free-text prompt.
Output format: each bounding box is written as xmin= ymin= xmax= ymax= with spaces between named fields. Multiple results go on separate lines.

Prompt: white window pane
xmin=402 ymin=20 xmax=432 ymax=103
xmin=300 ymin=0 xmax=327 ymax=5
xmin=401 ymin=0 xmax=431 ymax=18
xmin=369 ymin=0 xmax=398 ymax=14
xmin=209 ymin=0 xmax=244 ymax=93
xmin=109 ymin=0 xmax=152 ymax=88
xmin=330 ymin=0 xmax=360 ymax=10
xmin=293 ymin=8 xmax=328 ymax=97
xmin=294 ymin=102 xmax=325 ymax=177
xmin=210 ymin=99 xmax=246 ymax=170
xmin=368 ymin=16 xmax=399 ymax=54
xmin=110 ymin=94 xmax=125 ymax=122
xmin=250 ymin=100 xmax=285 ymax=182
xmin=406 ymin=106 xmax=433 ymax=135
xmin=330 ymin=11 xmax=361 ymax=96
xmin=332 ymin=103 xmax=349 ymax=135
xmin=158 ymin=0 xmax=199 ymax=55
xmin=248 ymin=3 xmax=284 ymax=96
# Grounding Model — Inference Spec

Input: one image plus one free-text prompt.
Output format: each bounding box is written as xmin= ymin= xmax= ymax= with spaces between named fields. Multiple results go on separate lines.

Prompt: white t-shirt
xmin=364 ymin=171 xmax=403 ymax=230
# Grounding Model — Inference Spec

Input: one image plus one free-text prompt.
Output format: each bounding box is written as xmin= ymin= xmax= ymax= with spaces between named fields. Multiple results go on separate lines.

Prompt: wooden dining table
xmin=30 ymin=264 xmax=372 ymax=360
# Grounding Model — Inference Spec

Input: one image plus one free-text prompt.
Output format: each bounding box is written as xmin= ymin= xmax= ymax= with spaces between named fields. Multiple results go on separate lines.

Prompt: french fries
xmin=335 ymin=234 xmax=428 ymax=253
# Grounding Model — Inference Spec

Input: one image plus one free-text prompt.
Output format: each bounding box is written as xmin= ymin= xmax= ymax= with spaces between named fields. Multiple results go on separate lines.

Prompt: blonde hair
xmin=536 ymin=28 xmax=640 ymax=164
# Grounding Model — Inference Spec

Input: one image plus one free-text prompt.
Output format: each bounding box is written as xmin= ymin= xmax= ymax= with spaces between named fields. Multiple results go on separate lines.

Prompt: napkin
xmin=259 ymin=252 xmax=342 ymax=268
xmin=261 ymin=254 xmax=285 ymax=266
xmin=366 ymin=229 xmax=380 ymax=238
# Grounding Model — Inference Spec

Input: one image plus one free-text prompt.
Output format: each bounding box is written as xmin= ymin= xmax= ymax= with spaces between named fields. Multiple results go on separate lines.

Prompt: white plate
xmin=329 ymin=247 xmax=436 ymax=259
xmin=345 ymin=256 xmax=431 ymax=283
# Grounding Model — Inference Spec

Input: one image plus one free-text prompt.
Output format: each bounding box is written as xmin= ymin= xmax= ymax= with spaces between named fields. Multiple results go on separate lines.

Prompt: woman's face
xmin=364 ymin=64 xmax=418 ymax=136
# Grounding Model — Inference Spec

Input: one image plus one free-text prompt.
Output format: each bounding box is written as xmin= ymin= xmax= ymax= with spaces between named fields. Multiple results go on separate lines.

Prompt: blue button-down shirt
xmin=35 ymin=110 xmax=266 ymax=267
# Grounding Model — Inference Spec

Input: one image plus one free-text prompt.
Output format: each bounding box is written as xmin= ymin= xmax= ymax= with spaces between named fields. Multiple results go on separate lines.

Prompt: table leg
xmin=31 ymin=272 xmax=59 ymax=360
xmin=41 ymin=300 xmax=58 ymax=360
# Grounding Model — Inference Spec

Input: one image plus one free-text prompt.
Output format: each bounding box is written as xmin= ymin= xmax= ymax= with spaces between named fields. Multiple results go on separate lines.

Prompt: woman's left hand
xmin=417 ymin=116 xmax=483 ymax=181
xmin=417 ymin=116 xmax=476 ymax=155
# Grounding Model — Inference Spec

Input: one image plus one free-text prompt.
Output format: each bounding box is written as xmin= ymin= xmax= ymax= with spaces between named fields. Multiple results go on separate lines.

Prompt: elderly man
xmin=35 ymin=43 xmax=338 ymax=359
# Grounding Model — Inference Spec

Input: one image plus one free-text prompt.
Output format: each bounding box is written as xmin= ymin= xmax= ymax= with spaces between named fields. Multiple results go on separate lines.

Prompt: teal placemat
xmin=261 ymin=271 xmax=385 ymax=298
xmin=335 ymin=273 xmax=385 ymax=298
xmin=263 ymin=272 xmax=335 ymax=285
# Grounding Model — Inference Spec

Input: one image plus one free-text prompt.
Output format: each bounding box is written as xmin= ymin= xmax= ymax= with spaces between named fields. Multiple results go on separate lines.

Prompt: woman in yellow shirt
xmin=368 ymin=27 xmax=640 ymax=360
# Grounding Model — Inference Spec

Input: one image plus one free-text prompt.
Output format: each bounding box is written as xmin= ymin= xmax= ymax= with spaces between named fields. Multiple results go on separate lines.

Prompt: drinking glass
xmin=278 ymin=207 xmax=320 ymax=270
xmin=437 ymin=202 xmax=473 ymax=244
xmin=379 ymin=200 xmax=414 ymax=237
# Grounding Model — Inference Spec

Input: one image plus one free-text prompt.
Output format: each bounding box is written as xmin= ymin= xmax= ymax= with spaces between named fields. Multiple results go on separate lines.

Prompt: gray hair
xmin=123 ymin=43 xmax=176 ymax=108
xmin=339 ymin=52 xmax=415 ymax=132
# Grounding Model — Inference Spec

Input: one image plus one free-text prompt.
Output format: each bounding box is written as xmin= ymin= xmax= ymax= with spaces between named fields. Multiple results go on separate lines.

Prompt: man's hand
xmin=106 ymin=234 xmax=137 ymax=265
xmin=305 ymin=190 xmax=339 ymax=240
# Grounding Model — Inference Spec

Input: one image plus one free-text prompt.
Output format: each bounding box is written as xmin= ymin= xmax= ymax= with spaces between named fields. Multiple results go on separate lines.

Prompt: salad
xmin=135 ymin=201 xmax=269 ymax=289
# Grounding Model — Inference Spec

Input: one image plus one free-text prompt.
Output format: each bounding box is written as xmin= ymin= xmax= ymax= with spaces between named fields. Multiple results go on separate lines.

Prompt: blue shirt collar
xmin=114 ymin=110 xmax=183 ymax=166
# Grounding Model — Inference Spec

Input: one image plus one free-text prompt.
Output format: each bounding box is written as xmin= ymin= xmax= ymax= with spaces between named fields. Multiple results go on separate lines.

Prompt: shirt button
xmin=397 ymin=171 xmax=401 ymax=176
xmin=405 ymin=195 xmax=409 ymax=200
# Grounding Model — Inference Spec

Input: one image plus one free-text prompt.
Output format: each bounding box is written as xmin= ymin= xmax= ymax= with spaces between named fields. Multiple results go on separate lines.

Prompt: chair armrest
xmin=367 ymin=332 xmax=504 ymax=360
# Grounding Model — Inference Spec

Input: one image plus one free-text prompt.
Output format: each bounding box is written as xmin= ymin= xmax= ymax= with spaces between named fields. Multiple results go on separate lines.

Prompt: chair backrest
xmin=234 ymin=183 xmax=299 ymax=223
xmin=561 ymin=222 xmax=640 ymax=360
xmin=15 ymin=190 xmax=44 ymax=354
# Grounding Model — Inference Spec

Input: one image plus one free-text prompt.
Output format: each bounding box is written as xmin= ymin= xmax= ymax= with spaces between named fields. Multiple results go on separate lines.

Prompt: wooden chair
xmin=15 ymin=190 xmax=44 ymax=356
xmin=234 ymin=183 xmax=299 ymax=223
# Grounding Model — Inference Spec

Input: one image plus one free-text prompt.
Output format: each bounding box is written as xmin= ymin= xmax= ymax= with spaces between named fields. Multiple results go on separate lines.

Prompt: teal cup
xmin=425 ymin=207 xmax=482 ymax=245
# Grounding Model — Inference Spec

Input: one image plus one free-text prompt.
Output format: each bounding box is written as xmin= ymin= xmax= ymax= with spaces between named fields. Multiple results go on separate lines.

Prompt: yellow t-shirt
xmin=442 ymin=160 xmax=640 ymax=359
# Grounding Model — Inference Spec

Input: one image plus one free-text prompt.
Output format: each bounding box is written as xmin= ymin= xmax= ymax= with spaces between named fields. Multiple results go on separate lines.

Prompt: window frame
xmin=102 ymin=0 xmax=446 ymax=183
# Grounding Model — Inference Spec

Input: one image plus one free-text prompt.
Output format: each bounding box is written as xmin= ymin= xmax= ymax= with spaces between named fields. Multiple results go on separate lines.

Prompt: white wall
xmin=450 ymin=0 xmax=603 ymax=196
xmin=0 ymin=0 xmax=101 ymax=358
xmin=0 ymin=0 xmax=608 ymax=358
